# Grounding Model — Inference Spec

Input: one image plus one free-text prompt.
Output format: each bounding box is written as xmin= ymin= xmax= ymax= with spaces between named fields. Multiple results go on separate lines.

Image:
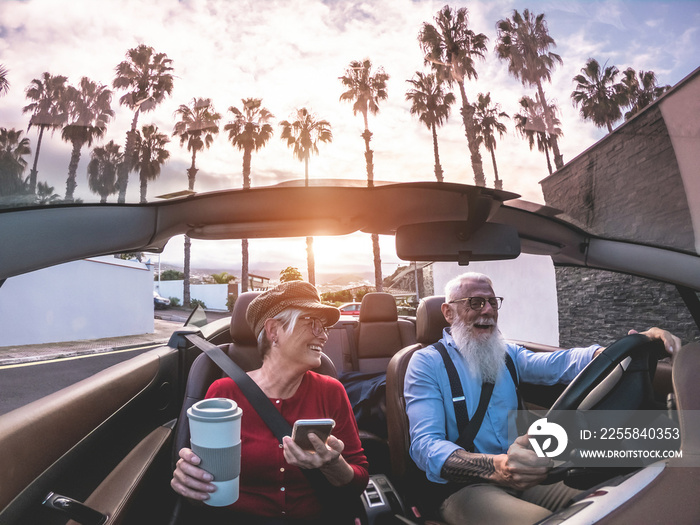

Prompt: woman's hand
xmin=282 ymin=434 xmax=354 ymax=486
xmin=171 ymin=447 xmax=216 ymax=502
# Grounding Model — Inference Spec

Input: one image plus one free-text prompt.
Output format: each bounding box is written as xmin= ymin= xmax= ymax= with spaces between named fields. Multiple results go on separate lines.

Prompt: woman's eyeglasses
xmin=448 ymin=297 xmax=503 ymax=311
xmin=300 ymin=316 xmax=329 ymax=337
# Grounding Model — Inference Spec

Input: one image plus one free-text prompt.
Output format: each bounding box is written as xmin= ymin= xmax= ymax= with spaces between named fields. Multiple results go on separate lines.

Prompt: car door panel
xmin=0 ymin=346 xmax=181 ymax=525
xmin=66 ymin=423 xmax=174 ymax=525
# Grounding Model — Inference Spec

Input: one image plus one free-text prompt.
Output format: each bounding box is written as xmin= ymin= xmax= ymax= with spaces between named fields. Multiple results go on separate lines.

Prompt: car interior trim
xmin=0 ymin=349 xmax=166 ymax=511
xmin=65 ymin=424 xmax=173 ymax=525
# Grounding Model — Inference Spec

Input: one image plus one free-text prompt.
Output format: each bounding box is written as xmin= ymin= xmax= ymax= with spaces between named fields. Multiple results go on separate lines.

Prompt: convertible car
xmin=1 ymin=167 xmax=699 ymax=524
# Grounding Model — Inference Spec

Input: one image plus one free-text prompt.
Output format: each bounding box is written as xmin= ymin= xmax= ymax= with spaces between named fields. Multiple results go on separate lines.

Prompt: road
xmin=0 ymin=344 xmax=161 ymax=416
xmin=0 ymin=310 xmax=232 ymax=416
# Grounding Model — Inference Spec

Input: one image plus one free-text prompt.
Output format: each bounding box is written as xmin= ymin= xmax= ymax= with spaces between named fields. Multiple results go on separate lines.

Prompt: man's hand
xmin=631 ymin=327 xmax=681 ymax=355
xmin=491 ymin=435 xmax=553 ymax=490
xmin=440 ymin=435 xmax=552 ymax=489
xmin=593 ymin=327 xmax=681 ymax=359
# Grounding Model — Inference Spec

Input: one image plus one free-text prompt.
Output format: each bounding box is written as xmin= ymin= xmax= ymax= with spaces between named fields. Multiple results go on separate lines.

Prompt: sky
xmin=1 ymin=0 xmax=699 ymax=283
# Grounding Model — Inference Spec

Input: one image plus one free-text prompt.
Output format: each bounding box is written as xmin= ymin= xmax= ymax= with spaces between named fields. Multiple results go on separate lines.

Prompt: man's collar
xmin=443 ymin=326 xmax=456 ymax=349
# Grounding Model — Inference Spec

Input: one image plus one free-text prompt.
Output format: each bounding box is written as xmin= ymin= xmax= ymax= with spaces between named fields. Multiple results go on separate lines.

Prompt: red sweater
xmin=205 ymin=371 xmax=369 ymax=520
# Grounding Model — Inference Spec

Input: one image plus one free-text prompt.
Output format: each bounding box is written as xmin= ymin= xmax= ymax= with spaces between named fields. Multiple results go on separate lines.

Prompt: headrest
xmin=416 ymin=295 xmax=448 ymax=344
xmin=230 ymin=291 xmax=262 ymax=345
xmin=359 ymin=292 xmax=398 ymax=322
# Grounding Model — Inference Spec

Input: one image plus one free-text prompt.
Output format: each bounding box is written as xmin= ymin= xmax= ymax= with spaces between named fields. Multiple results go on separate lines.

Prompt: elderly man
xmin=404 ymin=272 xmax=680 ymax=525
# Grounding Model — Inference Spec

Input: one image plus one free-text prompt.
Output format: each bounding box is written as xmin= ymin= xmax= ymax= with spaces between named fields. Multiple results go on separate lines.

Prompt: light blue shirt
xmin=404 ymin=328 xmax=599 ymax=483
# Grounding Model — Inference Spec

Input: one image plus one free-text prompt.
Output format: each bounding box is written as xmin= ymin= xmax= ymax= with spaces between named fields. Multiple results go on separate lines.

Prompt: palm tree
xmin=211 ymin=272 xmax=236 ymax=284
xmin=571 ymin=58 xmax=626 ymax=133
xmin=36 ymin=181 xmax=61 ymax=205
xmin=339 ymin=58 xmax=389 ymax=291
xmin=339 ymin=59 xmax=389 ymax=187
xmin=113 ymin=45 xmax=174 ymax=203
xmin=473 ymin=93 xmax=509 ymax=189
xmin=22 ymin=72 xmax=69 ymax=193
xmin=514 ymin=95 xmax=561 ymax=176
xmin=620 ymin=67 xmax=671 ymax=120
xmin=419 ymin=6 xmax=488 ymax=186
xmin=225 ymin=98 xmax=274 ymax=189
xmin=173 ymin=97 xmax=221 ymax=306
xmin=280 ymin=107 xmax=332 ymax=285
xmin=224 ymin=98 xmax=274 ymax=293
xmin=279 ymin=107 xmax=332 ymax=182
xmin=405 ymin=71 xmax=455 ymax=182
xmin=496 ymin=9 xmax=565 ymax=169
xmin=60 ymin=77 xmax=114 ymax=201
xmin=132 ymin=124 xmax=170 ymax=203
xmin=87 ymin=141 xmax=121 ymax=203
xmin=0 ymin=65 xmax=9 ymax=96
xmin=0 ymin=128 xmax=31 ymax=197
xmin=173 ymin=98 xmax=221 ymax=191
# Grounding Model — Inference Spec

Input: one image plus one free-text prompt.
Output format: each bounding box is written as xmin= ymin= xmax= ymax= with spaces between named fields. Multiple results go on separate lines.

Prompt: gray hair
xmin=256 ymin=307 xmax=304 ymax=358
xmin=444 ymin=272 xmax=494 ymax=303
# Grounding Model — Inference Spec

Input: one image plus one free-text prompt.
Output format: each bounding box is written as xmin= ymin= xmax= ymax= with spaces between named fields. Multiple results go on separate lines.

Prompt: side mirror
xmin=185 ymin=304 xmax=209 ymax=328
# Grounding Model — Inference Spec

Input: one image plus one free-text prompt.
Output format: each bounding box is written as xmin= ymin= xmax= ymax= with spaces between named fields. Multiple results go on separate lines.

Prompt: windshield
xmin=1 ymin=1 xmax=698 ymax=257
xmin=2 ymin=7 xmax=700 ymax=522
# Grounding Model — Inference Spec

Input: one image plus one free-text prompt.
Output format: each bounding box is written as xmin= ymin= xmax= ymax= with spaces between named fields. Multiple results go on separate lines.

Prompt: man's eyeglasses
xmin=448 ymin=297 xmax=503 ymax=311
xmin=300 ymin=316 xmax=329 ymax=337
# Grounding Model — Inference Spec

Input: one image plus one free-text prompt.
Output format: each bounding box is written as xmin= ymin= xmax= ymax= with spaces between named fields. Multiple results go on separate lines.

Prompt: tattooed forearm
xmin=440 ymin=449 xmax=495 ymax=484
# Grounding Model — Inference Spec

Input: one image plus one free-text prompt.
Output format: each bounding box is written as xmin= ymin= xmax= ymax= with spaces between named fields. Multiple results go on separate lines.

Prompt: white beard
xmin=451 ymin=317 xmax=507 ymax=384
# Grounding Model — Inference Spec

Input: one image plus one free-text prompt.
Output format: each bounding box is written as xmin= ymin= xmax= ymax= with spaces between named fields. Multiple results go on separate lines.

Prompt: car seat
xmin=337 ymin=293 xmax=418 ymax=470
xmin=385 ymin=295 xmax=448 ymax=515
xmin=172 ymin=291 xmax=337 ymax=461
xmin=353 ymin=292 xmax=417 ymax=373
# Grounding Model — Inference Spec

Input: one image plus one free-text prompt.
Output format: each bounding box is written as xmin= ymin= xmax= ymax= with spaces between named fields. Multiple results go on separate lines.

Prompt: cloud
xmin=592 ymin=0 xmax=628 ymax=31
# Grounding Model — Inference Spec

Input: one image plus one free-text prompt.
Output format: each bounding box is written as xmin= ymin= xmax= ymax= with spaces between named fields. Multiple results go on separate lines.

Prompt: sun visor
xmin=395 ymin=221 xmax=521 ymax=265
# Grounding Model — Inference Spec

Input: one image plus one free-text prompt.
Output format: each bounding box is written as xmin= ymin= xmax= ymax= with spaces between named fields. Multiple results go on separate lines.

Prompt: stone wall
xmin=556 ymin=267 xmax=699 ymax=348
xmin=541 ymin=106 xmax=694 ymax=251
xmin=541 ymin=82 xmax=699 ymax=347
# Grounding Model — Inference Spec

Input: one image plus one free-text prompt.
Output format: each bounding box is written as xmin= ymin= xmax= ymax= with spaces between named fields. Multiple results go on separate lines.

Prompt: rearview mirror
xmin=395 ymin=221 xmax=521 ymax=265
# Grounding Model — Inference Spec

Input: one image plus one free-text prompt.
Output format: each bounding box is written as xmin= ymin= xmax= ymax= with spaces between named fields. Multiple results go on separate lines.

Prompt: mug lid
xmin=187 ymin=398 xmax=242 ymax=422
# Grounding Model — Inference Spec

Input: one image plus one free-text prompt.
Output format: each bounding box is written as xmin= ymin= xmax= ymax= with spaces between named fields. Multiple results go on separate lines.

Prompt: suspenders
xmin=433 ymin=341 xmax=522 ymax=452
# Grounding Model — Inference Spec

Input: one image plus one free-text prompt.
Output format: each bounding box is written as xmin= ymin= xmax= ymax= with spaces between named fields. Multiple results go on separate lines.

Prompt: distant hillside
xmin=320 ymin=272 xmax=373 ymax=286
xmin=155 ymin=262 xmax=374 ymax=287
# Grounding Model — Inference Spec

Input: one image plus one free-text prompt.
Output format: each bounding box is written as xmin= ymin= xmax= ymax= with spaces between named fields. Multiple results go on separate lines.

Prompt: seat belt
xmin=342 ymin=322 xmax=359 ymax=371
xmin=433 ymin=342 xmax=520 ymax=452
xmin=184 ymin=334 xmax=290 ymax=440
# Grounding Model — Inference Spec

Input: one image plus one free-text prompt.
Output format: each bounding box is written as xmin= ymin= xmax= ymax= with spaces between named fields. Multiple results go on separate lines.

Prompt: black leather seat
xmin=172 ymin=291 xmax=337 ymax=459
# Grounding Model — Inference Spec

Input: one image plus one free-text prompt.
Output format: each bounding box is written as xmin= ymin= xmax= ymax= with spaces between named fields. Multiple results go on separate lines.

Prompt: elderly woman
xmin=171 ymin=281 xmax=369 ymax=523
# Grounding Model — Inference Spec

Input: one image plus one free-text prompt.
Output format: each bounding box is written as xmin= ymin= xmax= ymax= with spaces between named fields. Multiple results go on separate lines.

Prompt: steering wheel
xmin=547 ymin=333 xmax=666 ymax=413
xmin=541 ymin=333 xmax=668 ymax=487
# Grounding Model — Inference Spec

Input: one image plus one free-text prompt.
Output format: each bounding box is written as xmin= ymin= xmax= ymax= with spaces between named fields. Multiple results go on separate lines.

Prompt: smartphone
xmin=291 ymin=418 xmax=336 ymax=451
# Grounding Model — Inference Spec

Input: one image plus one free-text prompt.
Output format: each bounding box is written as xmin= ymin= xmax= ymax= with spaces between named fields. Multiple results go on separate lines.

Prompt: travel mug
xmin=187 ymin=398 xmax=242 ymax=506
